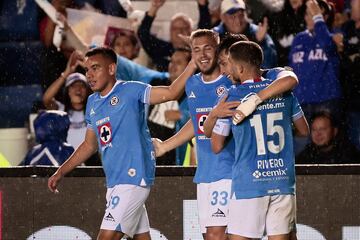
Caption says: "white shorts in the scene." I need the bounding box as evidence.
[228,194,296,238]
[197,179,231,234]
[100,184,150,238]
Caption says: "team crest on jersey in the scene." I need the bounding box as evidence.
[110,96,119,106]
[128,168,136,177]
[216,85,226,96]
[196,113,208,134]
[97,122,112,146]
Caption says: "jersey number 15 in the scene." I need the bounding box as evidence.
[250,112,285,155]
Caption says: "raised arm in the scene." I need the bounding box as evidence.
[149,60,197,105]
[47,128,98,193]
[153,119,195,157]
[233,71,298,124]
[258,71,298,101]
[42,50,85,109]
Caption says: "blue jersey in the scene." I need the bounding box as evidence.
[85,81,155,188]
[289,15,341,104]
[186,73,235,183]
[221,78,303,199]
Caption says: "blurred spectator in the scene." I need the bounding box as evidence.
[75,0,127,17]
[137,0,193,71]
[289,0,342,123]
[198,0,221,29]
[341,0,360,150]
[110,31,140,60]
[39,0,79,90]
[148,48,192,165]
[21,110,74,166]
[297,111,360,163]
[205,0,278,68]
[267,0,307,66]
[42,51,90,150]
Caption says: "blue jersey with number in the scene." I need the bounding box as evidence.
[85,81,155,188]
[186,73,235,183]
[223,78,303,199]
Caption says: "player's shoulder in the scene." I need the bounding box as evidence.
[186,73,201,89]
[87,91,98,103]
[188,73,201,83]
[119,80,149,93]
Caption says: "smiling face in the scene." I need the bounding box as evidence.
[84,54,116,96]
[191,35,218,75]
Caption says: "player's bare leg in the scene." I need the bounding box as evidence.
[133,231,151,240]
[97,229,124,240]
[268,233,291,240]
[228,234,250,240]
[206,226,227,240]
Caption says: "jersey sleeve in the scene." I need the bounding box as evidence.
[128,81,151,104]
[291,94,304,121]
[85,96,94,131]
[265,67,298,82]
[213,118,231,136]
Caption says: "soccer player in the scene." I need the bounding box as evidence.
[204,41,309,240]
[153,30,299,240]
[47,46,197,240]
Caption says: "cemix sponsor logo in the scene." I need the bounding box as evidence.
[252,158,288,180]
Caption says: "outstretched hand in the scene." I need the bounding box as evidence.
[149,0,166,16]
[64,50,85,75]
[256,17,268,43]
[306,0,322,17]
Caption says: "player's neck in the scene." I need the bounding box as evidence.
[201,66,221,82]
[240,69,261,84]
[100,78,117,97]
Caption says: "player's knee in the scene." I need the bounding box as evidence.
[206,227,227,240]
[97,229,124,240]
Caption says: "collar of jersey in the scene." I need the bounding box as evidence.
[200,74,224,84]
[99,80,122,99]
[242,77,265,84]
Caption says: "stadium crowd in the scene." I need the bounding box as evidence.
[0,0,359,166]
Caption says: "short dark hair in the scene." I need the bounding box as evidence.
[173,47,192,62]
[229,41,263,68]
[310,111,337,128]
[218,33,249,54]
[190,29,220,45]
[85,46,117,64]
